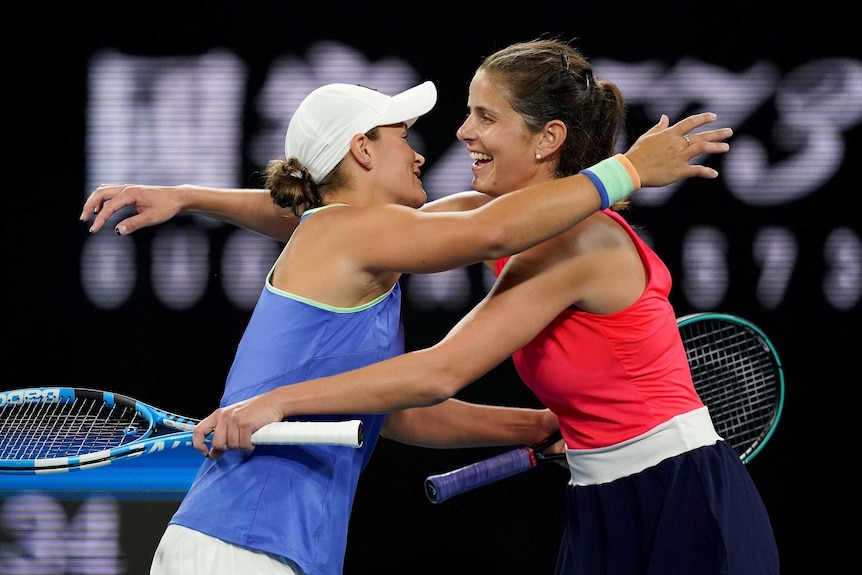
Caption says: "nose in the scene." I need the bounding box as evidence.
[456,117,472,142]
[415,151,426,167]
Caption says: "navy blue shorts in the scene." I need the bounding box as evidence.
[555,441,779,575]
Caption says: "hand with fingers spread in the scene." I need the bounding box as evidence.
[624,112,732,187]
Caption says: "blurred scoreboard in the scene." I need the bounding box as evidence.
[0,449,201,574]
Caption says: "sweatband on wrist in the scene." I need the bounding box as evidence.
[579,154,642,210]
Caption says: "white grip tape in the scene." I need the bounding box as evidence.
[250,420,364,448]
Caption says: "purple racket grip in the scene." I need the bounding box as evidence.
[424,446,537,504]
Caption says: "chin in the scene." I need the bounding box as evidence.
[471,181,501,197]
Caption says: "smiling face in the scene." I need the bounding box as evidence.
[455,70,548,197]
[370,123,428,208]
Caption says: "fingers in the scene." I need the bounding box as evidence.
[684,136,731,159]
[80,184,179,235]
[685,164,720,179]
[193,416,216,456]
[80,184,122,221]
[80,186,115,227]
[194,408,260,458]
[93,204,133,235]
[680,127,733,179]
[687,127,734,146]
[672,111,719,135]
[81,185,138,234]
[625,111,733,188]
[672,113,730,154]
[546,438,566,455]
[651,114,670,134]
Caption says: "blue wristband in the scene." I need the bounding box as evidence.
[579,155,638,210]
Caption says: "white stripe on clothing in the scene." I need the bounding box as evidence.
[565,406,721,486]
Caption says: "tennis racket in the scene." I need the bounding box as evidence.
[676,312,784,462]
[0,387,364,475]
[425,312,784,504]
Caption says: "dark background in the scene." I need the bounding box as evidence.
[3,1,859,573]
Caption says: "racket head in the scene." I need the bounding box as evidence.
[0,387,163,473]
[677,313,785,463]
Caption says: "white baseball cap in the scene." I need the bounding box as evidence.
[285,81,438,182]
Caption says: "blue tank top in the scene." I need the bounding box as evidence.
[170,208,403,575]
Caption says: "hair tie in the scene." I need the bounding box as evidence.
[559,49,570,71]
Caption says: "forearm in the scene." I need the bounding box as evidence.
[382,400,557,449]
[467,156,640,261]
[478,173,604,255]
[383,171,620,275]
[270,294,541,420]
[270,348,467,418]
[177,185,298,242]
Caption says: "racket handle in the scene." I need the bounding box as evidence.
[250,420,363,448]
[424,447,537,504]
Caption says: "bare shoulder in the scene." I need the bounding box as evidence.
[572,211,636,252]
[522,211,628,257]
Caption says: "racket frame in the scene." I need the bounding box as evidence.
[0,387,363,474]
[677,312,785,463]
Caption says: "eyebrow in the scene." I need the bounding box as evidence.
[468,104,496,117]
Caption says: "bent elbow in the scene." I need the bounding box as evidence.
[481,223,519,260]
[408,350,472,405]
[427,372,467,404]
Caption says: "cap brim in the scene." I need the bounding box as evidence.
[379,81,437,128]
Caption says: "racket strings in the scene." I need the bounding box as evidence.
[0,397,150,460]
[683,321,781,460]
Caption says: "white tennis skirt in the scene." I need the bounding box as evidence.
[150,524,305,575]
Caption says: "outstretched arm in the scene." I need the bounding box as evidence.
[80,183,492,240]
[323,113,731,276]
[80,184,299,241]
[80,114,729,242]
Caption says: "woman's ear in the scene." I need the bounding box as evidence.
[536,119,567,158]
[349,133,373,170]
